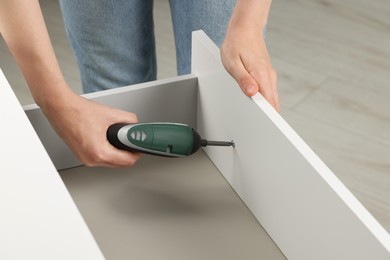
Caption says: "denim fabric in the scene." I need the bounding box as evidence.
[169,0,235,75]
[60,0,235,93]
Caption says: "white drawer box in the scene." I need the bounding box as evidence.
[0,31,389,259]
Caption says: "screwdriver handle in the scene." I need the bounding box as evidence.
[107,123,137,152]
[107,122,202,157]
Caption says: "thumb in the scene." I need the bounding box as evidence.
[232,67,259,97]
[226,62,259,97]
[111,109,139,124]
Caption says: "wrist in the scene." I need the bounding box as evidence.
[32,80,77,115]
[229,0,271,32]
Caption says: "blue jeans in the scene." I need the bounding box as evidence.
[60,0,235,93]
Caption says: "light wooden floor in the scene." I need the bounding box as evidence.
[1,0,389,232]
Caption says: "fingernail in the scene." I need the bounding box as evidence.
[245,85,256,94]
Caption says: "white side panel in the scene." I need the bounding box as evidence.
[192,31,390,259]
[24,75,198,170]
[0,70,104,259]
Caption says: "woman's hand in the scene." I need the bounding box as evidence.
[221,28,279,111]
[221,0,279,111]
[41,91,141,167]
[1,0,140,167]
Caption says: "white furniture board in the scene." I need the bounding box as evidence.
[22,70,285,259]
[0,70,104,259]
[60,151,286,260]
[192,30,390,259]
[24,75,198,170]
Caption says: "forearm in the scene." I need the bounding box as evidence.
[0,1,142,167]
[0,0,72,107]
[229,0,272,33]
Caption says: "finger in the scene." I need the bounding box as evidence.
[274,88,280,112]
[98,143,142,168]
[106,150,141,168]
[248,65,278,110]
[80,139,141,167]
[224,58,259,97]
[271,72,280,112]
[111,109,138,124]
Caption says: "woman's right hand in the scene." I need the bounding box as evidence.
[41,91,141,167]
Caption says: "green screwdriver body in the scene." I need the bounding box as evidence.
[107,122,234,157]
